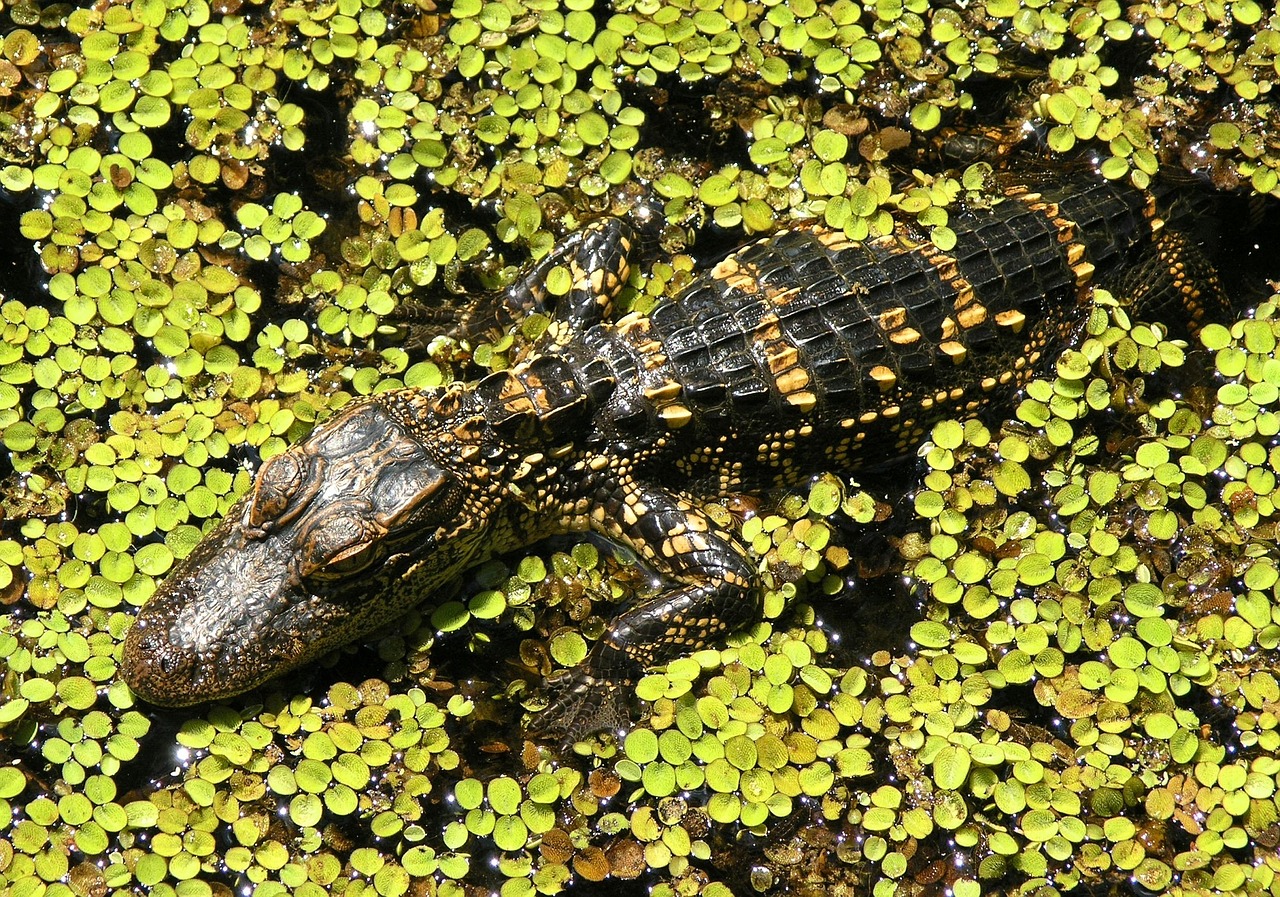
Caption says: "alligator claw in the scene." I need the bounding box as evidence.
[529,670,637,749]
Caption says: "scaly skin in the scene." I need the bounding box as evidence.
[121,181,1228,738]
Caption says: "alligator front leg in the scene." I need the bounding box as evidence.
[535,479,760,743]
[396,219,634,346]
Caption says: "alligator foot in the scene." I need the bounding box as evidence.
[529,669,637,748]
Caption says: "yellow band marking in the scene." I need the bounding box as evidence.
[877,306,908,331]
[786,391,817,412]
[870,364,897,389]
[660,404,693,428]
[995,309,1027,331]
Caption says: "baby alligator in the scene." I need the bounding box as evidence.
[121,178,1227,738]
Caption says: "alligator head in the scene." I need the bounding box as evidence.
[121,386,496,705]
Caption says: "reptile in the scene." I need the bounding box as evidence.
[120,177,1229,739]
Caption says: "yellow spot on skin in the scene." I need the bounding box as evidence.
[1073,261,1096,285]
[787,391,817,412]
[889,326,921,345]
[870,364,897,389]
[664,535,692,557]
[1025,199,1061,220]
[949,285,976,311]
[544,321,575,345]
[614,312,649,336]
[638,344,669,370]
[940,340,967,362]
[995,309,1027,331]
[712,257,763,295]
[931,257,959,281]
[753,314,782,343]
[643,381,682,402]
[710,257,738,279]
[505,396,536,416]
[775,367,810,394]
[1020,193,1085,251]
[877,307,908,331]
[940,317,958,339]
[957,303,987,329]
[817,230,858,251]
[765,345,799,375]
[767,285,802,307]
[512,460,535,481]
[660,404,693,428]
[1066,242,1086,264]
[726,271,761,294]
[588,267,605,294]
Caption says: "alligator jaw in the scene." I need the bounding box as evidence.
[120,505,323,705]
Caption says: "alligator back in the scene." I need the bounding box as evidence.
[576,180,1191,489]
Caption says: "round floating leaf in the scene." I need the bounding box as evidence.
[624,729,659,764]
[487,777,521,816]
[911,621,950,648]
[56,677,97,710]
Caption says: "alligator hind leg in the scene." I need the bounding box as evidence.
[1117,230,1231,336]
[534,481,760,743]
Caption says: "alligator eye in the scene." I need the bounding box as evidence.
[249,451,322,530]
[297,503,387,582]
[302,517,386,582]
[316,540,382,578]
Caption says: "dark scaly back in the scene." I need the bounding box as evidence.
[577,178,1167,492]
